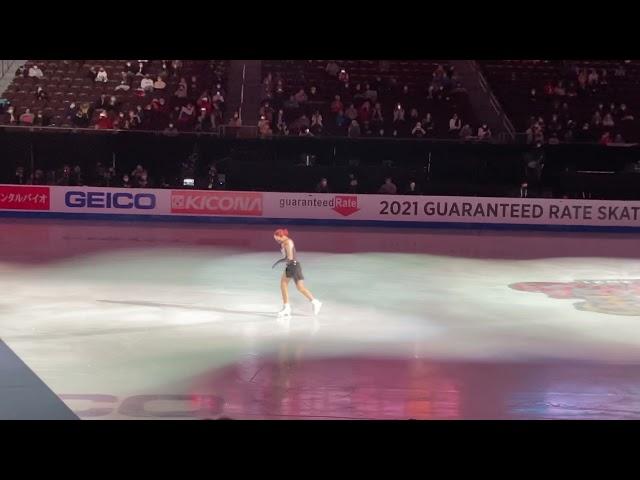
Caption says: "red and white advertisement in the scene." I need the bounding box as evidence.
[0,186,50,211]
[171,190,263,216]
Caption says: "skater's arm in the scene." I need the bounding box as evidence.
[271,258,287,269]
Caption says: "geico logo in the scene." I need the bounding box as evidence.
[65,191,156,209]
[183,195,261,211]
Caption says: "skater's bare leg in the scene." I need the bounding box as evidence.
[295,280,314,301]
[281,275,291,304]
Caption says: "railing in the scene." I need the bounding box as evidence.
[0,60,16,80]
[473,61,516,140]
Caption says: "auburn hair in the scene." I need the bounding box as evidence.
[274,228,289,237]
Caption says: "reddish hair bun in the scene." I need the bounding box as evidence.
[274,228,289,237]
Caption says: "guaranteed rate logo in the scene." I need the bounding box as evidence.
[332,195,359,216]
[277,195,360,217]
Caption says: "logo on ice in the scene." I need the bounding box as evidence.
[332,195,360,217]
[171,191,263,216]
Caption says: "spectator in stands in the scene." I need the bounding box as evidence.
[113,111,126,129]
[228,111,242,127]
[127,109,141,129]
[28,65,43,79]
[35,86,48,102]
[326,61,340,77]
[364,83,378,103]
[392,103,405,124]
[417,112,431,132]
[15,65,25,77]
[348,120,361,138]
[57,165,72,186]
[448,113,461,136]
[345,103,358,122]
[600,131,612,145]
[575,122,592,142]
[177,103,196,129]
[602,113,615,128]
[563,121,576,142]
[378,177,397,195]
[121,174,133,188]
[95,67,108,83]
[14,166,25,185]
[95,111,114,130]
[212,90,224,105]
[371,102,384,129]
[459,124,473,139]
[276,117,289,136]
[33,111,50,127]
[19,108,35,125]
[163,123,179,136]
[358,101,371,124]
[362,121,375,137]
[614,134,625,143]
[620,104,634,121]
[308,85,320,103]
[171,60,182,77]
[315,177,331,193]
[405,181,420,195]
[31,169,46,185]
[124,61,136,75]
[346,173,359,193]
[3,106,17,125]
[154,76,166,91]
[338,69,349,83]
[412,122,426,138]
[174,83,188,99]
[258,115,271,137]
[335,110,348,131]
[478,124,492,140]
[293,88,308,104]
[353,83,366,104]
[140,75,154,92]
[614,64,626,77]
[259,101,274,123]
[106,95,120,112]
[115,80,130,92]
[136,62,146,77]
[137,173,151,188]
[311,110,323,134]
[71,165,84,186]
[295,113,311,133]
[330,95,344,115]
[96,94,109,110]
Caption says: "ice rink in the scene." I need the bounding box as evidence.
[2,218,640,419]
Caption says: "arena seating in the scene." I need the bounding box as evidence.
[261,60,477,138]
[479,60,640,143]
[1,60,227,129]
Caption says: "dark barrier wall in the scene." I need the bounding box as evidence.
[1,128,639,199]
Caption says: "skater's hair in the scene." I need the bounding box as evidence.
[274,228,289,237]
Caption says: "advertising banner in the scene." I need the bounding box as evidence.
[2,184,640,230]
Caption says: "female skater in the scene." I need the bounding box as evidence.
[272,228,322,317]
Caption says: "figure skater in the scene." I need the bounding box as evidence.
[272,228,322,317]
